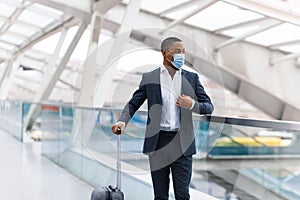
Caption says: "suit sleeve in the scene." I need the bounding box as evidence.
[118,75,147,125]
[191,73,214,114]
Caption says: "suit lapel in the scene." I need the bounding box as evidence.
[180,70,194,127]
[181,70,194,97]
[153,67,162,105]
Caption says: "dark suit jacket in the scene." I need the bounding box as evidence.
[119,67,213,156]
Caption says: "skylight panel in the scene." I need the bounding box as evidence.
[8,23,37,37]
[0,2,16,18]
[184,1,264,31]
[0,33,26,46]
[28,3,64,19]
[0,41,16,51]
[279,45,300,53]
[122,0,190,14]
[246,23,300,46]
[18,10,55,28]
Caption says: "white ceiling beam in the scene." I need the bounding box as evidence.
[28,0,91,22]
[102,18,120,33]
[158,0,203,17]
[94,0,122,15]
[15,17,76,56]
[215,19,282,51]
[160,0,218,34]
[270,52,300,66]
[213,17,268,34]
[268,40,300,50]
[222,0,300,27]
[0,15,8,22]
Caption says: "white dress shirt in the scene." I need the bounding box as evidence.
[160,66,181,131]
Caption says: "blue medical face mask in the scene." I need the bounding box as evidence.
[171,54,185,69]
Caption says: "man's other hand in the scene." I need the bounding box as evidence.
[111,122,125,135]
[176,94,194,110]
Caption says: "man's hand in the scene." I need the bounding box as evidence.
[176,94,194,109]
[111,122,125,135]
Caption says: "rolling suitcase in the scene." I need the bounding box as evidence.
[90,128,124,200]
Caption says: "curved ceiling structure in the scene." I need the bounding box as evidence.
[0,0,299,121]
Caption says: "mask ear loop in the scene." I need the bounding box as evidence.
[164,51,173,64]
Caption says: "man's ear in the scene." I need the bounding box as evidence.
[161,50,167,57]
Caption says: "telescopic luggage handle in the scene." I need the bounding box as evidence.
[116,127,121,190]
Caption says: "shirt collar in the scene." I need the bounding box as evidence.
[160,65,182,74]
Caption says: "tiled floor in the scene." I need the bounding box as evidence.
[0,130,94,200]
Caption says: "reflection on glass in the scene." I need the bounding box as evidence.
[23,102,300,200]
[0,100,22,141]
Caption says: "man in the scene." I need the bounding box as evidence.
[112,37,213,200]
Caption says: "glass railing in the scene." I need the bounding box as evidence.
[0,100,23,141]
[37,102,217,199]
[193,115,300,200]
[1,100,300,200]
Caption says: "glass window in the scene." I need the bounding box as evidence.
[28,3,64,19]
[246,23,300,46]
[222,25,260,37]
[18,10,55,27]
[0,41,16,51]
[0,21,4,29]
[0,2,16,17]
[122,0,191,14]
[279,45,300,53]
[0,33,26,46]
[9,23,37,37]
[184,1,264,31]
[32,32,61,53]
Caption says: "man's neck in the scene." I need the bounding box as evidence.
[165,65,177,79]
[163,60,178,79]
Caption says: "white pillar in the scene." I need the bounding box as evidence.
[73,13,103,144]
[94,0,142,107]
[77,14,102,107]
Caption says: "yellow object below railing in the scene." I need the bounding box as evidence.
[215,137,292,147]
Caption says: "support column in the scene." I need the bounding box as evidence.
[77,14,102,107]
[73,13,103,144]
[94,0,142,107]
[72,0,141,146]
[24,22,87,130]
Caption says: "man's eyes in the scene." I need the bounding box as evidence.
[174,50,185,54]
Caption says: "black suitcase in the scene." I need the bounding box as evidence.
[91,129,125,200]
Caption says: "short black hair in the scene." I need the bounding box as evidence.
[161,37,182,52]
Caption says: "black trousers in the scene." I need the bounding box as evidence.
[149,131,192,200]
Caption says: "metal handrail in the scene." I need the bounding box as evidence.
[193,115,300,131]
[5,99,300,131]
